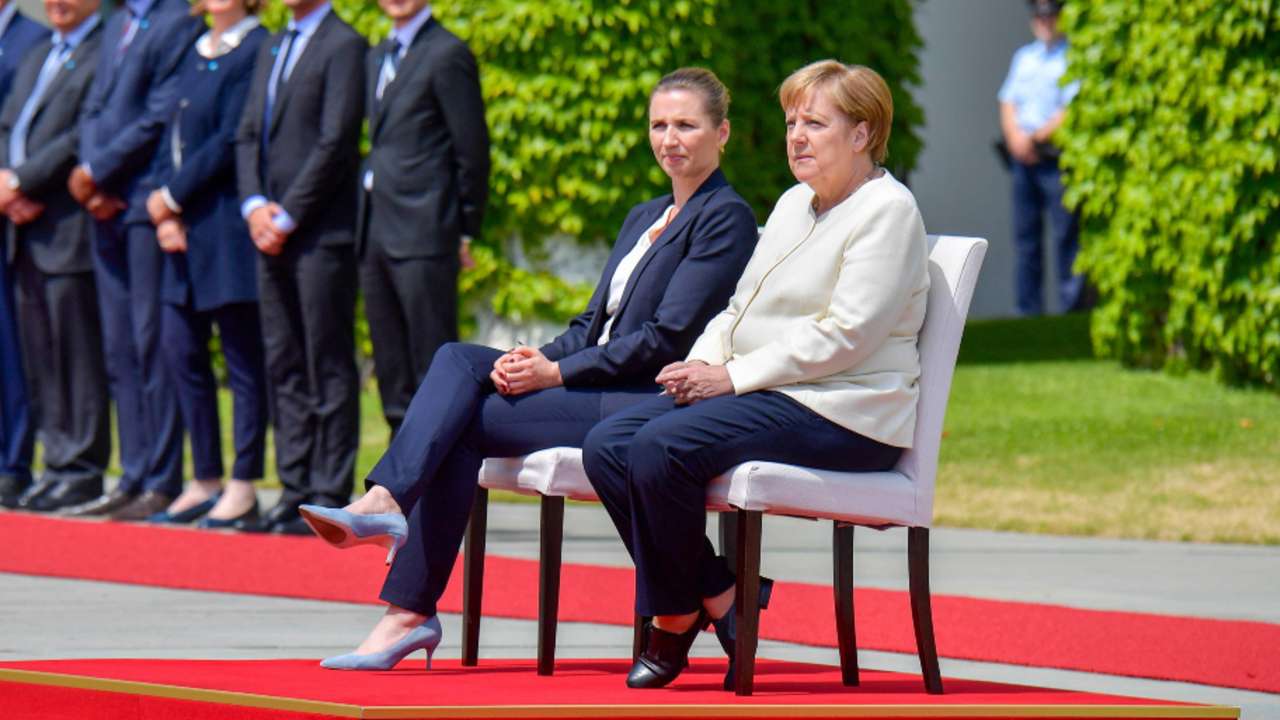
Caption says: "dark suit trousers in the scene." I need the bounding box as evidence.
[258,244,359,507]
[360,242,459,435]
[371,342,654,616]
[0,252,33,483]
[582,392,903,617]
[91,219,183,495]
[13,248,110,483]
[161,299,267,480]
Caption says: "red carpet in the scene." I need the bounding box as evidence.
[0,658,1235,719]
[0,512,1275,694]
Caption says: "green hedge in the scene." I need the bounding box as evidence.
[1059,1,1280,387]
[266,0,924,335]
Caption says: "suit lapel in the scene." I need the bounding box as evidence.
[371,18,434,138]
[582,201,671,344]
[97,11,130,99]
[270,12,333,134]
[33,30,99,119]
[611,170,728,321]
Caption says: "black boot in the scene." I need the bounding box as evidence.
[626,609,709,689]
[712,576,775,691]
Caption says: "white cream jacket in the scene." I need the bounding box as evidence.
[686,173,929,447]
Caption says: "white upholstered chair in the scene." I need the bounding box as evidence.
[462,235,989,694]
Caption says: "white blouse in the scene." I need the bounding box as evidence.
[596,204,677,345]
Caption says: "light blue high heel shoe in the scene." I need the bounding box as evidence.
[320,616,443,671]
[298,504,409,565]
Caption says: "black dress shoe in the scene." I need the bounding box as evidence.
[1,474,32,509]
[62,487,135,517]
[270,515,313,536]
[110,490,174,521]
[261,500,301,528]
[15,477,58,511]
[626,610,709,689]
[713,576,775,690]
[26,477,104,513]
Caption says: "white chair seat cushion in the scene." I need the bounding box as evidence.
[481,448,917,528]
[706,462,917,527]
[479,448,599,501]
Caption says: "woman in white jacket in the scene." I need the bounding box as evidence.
[583,60,930,691]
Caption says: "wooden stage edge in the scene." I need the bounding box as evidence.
[0,668,1239,720]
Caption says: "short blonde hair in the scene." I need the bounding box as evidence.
[652,67,731,127]
[779,60,893,164]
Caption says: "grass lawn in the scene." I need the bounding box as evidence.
[121,313,1275,544]
[941,314,1280,544]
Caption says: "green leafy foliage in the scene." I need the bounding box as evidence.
[1058,1,1280,388]
[265,0,923,331]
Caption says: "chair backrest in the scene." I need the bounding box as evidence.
[896,235,987,526]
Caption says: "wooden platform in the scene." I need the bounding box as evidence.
[0,658,1238,719]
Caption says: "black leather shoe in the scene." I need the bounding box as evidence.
[1,474,31,509]
[110,490,174,521]
[27,477,104,513]
[62,487,135,517]
[713,577,775,690]
[15,477,59,511]
[260,500,301,528]
[626,609,709,689]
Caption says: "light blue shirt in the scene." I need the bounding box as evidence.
[997,38,1078,133]
[8,14,100,169]
[240,2,333,231]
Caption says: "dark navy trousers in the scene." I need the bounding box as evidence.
[92,220,183,495]
[583,392,902,617]
[0,258,31,485]
[160,300,267,480]
[1012,157,1082,316]
[370,342,655,616]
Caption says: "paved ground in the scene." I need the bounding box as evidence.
[1,500,1277,718]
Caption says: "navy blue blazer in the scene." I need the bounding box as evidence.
[78,0,203,224]
[0,11,49,105]
[540,169,757,387]
[148,27,268,311]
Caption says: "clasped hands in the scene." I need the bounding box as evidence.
[490,346,562,396]
[247,203,289,256]
[68,165,126,221]
[0,170,43,224]
[656,360,733,405]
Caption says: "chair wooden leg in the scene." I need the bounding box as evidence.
[833,522,859,686]
[461,486,488,666]
[718,511,740,568]
[733,509,763,696]
[908,527,943,694]
[537,495,565,676]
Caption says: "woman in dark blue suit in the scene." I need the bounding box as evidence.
[144,0,269,528]
[297,68,759,671]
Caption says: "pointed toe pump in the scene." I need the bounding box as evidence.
[320,616,443,671]
[298,504,409,565]
[626,610,709,689]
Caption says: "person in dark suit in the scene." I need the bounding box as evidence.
[358,0,488,438]
[0,0,107,512]
[0,0,50,508]
[235,0,366,534]
[142,0,269,528]
[63,0,204,520]
[296,69,759,672]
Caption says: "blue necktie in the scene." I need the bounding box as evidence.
[9,41,69,168]
[376,40,402,101]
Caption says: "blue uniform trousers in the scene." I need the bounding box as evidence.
[0,257,31,485]
[1012,157,1083,316]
